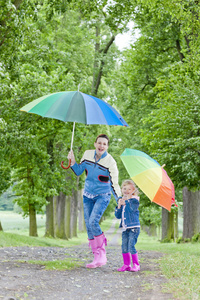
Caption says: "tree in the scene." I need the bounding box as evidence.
[0,0,139,238]
[182,187,200,239]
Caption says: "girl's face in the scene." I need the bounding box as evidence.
[94,137,108,158]
[122,184,135,199]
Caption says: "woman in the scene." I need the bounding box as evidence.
[67,134,121,268]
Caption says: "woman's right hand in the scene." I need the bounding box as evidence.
[67,150,76,166]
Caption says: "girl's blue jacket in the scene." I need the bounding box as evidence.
[115,197,140,228]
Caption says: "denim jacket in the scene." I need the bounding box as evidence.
[115,197,140,229]
[71,150,121,201]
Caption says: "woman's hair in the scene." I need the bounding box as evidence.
[121,179,139,196]
[95,134,109,145]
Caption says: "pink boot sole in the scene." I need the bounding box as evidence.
[117,265,131,272]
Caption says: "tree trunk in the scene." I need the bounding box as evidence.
[162,208,178,241]
[78,189,85,232]
[0,221,3,231]
[65,195,71,239]
[29,203,38,237]
[45,196,54,237]
[149,224,157,236]
[54,192,68,239]
[70,191,78,238]
[183,187,200,239]
[70,178,79,238]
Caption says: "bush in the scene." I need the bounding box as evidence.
[191,233,200,243]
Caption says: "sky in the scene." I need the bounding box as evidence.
[115,21,140,51]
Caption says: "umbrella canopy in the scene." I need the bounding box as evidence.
[120,148,177,211]
[20,91,128,126]
[20,91,128,169]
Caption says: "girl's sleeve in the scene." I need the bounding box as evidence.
[125,198,139,211]
[115,206,122,219]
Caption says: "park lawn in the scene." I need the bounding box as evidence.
[0,211,199,299]
[137,230,200,300]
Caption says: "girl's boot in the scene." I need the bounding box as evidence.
[95,232,107,267]
[86,238,100,268]
[130,252,140,272]
[117,253,131,272]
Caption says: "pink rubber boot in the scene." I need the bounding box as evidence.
[117,253,131,272]
[130,252,140,272]
[86,238,100,268]
[95,232,107,267]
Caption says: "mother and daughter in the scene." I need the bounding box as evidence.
[67,133,140,272]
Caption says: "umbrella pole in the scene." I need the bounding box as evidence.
[61,121,76,169]
[70,121,76,151]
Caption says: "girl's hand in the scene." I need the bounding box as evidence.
[122,195,129,202]
[67,150,76,166]
[118,198,126,208]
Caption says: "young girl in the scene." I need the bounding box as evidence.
[115,179,140,272]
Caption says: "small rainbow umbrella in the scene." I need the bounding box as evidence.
[120,148,177,211]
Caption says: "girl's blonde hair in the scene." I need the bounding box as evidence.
[121,179,139,196]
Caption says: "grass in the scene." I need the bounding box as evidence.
[137,230,200,300]
[27,258,83,270]
[0,211,114,248]
[0,211,46,237]
[0,211,200,299]
[160,252,200,299]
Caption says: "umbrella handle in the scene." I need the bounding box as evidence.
[61,122,75,170]
[61,159,71,169]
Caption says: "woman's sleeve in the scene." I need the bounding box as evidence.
[109,158,121,201]
[71,152,87,176]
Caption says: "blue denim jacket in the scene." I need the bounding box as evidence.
[115,197,140,229]
[71,150,121,201]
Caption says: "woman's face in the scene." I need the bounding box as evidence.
[94,137,108,158]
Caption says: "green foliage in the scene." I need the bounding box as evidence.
[0,186,16,211]
[191,232,200,243]
[139,199,162,227]
[0,1,127,220]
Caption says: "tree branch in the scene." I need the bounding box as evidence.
[176,39,185,62]
[94,35,116,96]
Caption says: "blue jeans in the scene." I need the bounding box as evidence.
[83,194,111,239]
[121,227,140,254]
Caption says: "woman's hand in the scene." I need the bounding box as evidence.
[67,150,76,166]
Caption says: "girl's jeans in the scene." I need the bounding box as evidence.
[83,194,111,240]
[121,227,140,254]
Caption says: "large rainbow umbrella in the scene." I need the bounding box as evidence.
[120,148,177,211]
[20,90,128,168]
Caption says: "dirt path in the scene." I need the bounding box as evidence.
[0,221,174,300]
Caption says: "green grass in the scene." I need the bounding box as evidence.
[160,252,200,300]
[137,230,200,300]
[0,211,46,237]
[27,258,83,270]
[0,211,115,248]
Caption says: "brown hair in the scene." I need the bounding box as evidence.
[95,134,109,145]
[121,179,139,196]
